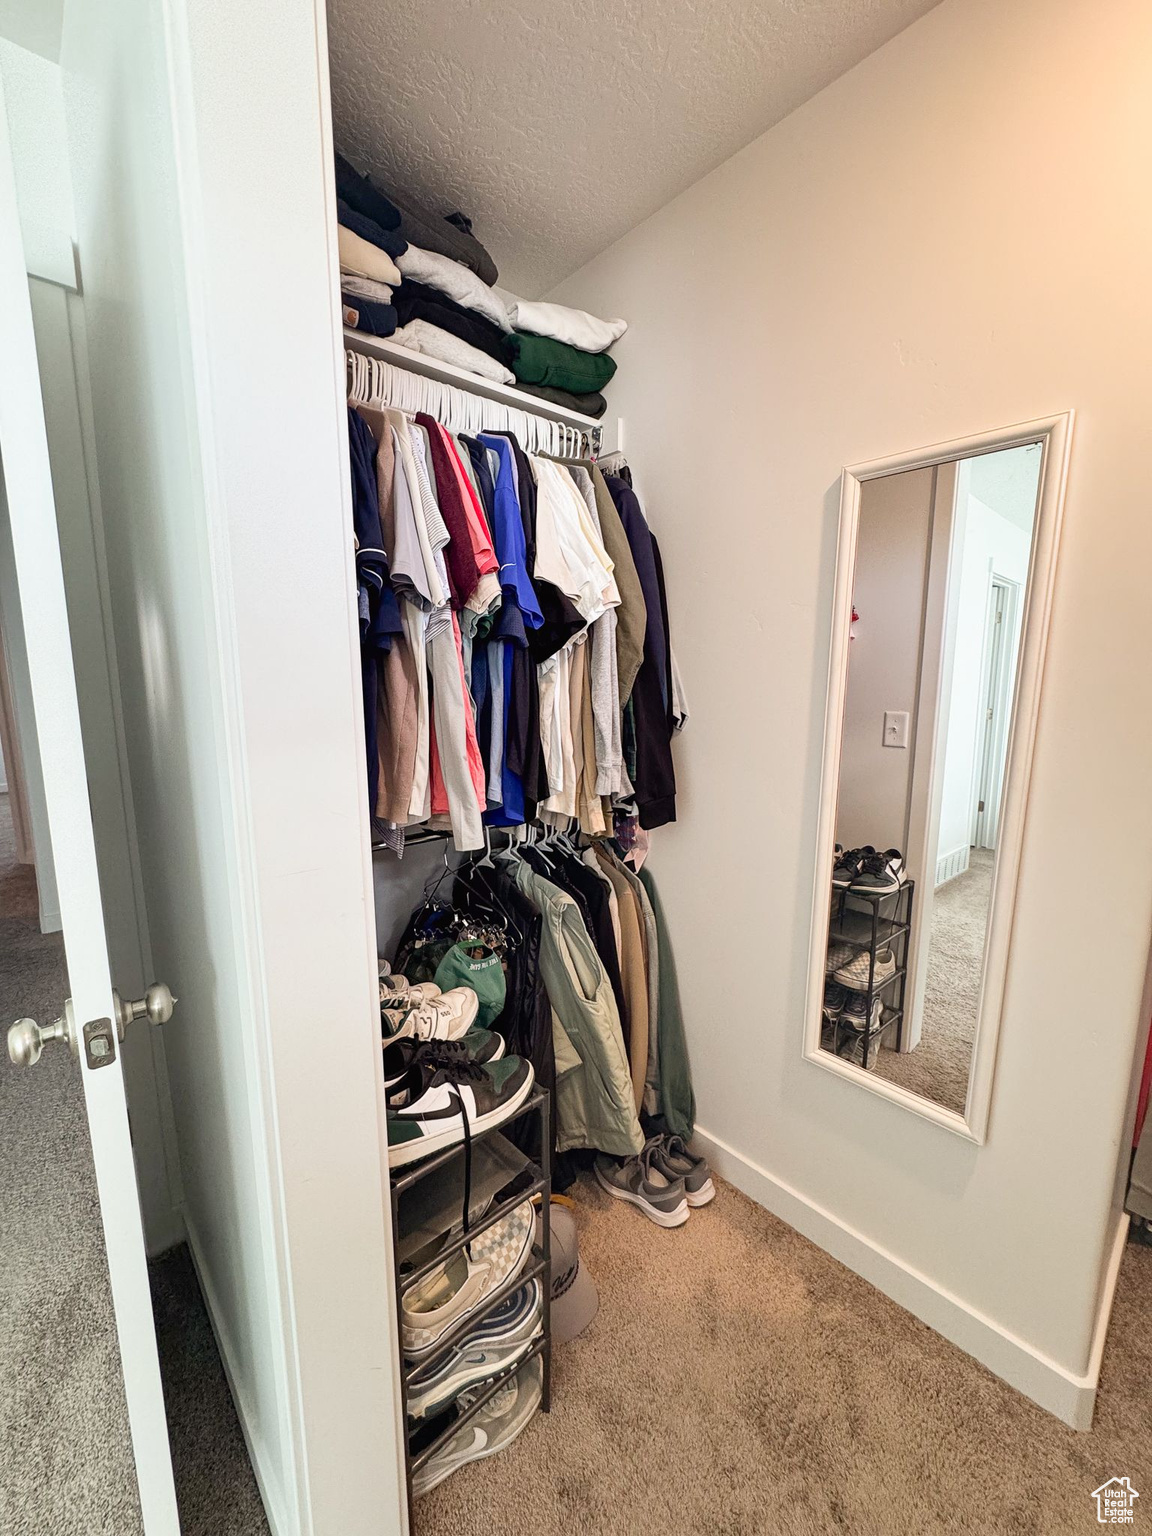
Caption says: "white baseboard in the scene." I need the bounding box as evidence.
[693,1124,1128,1430]
[935,845,970,887]
[183,1215,292,1536]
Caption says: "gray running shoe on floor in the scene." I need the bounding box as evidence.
[647,1133,715,1208]
[594,1145,689,1228]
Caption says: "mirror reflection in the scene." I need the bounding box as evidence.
[821,444,1043,1111]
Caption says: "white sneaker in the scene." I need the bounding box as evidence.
[380,970,442,1007]
[406,989,479,1041]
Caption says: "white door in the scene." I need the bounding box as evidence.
[0,80,180,1535]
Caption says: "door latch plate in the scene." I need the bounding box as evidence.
[83,1017,116,1069]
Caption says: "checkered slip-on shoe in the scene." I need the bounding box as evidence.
[832,945,896,993]
[826,941,862,976]
[402,1200,535,1359]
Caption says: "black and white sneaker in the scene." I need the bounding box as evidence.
[832,846,867,889]
[847,848,906,895]
[822,980,851,1022]
[383,1031,505,1096]
[386,1043,534,1167]
[839,993,883,1033]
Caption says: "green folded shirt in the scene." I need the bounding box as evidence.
[503,331,617,395]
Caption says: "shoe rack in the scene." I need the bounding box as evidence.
[827,882,915,1069]
[388,1088,553,1519]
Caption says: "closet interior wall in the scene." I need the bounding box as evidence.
[544,0,1152,1426]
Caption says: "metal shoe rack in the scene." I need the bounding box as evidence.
[827,881,915,1069]
[388,1087,552,1519]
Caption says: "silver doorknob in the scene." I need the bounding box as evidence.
[113,983,176,1038]
[8,1014,69,1067]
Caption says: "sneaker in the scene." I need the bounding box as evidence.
[397,989,480,1043]
[826,940,860,976]
[847,848,905,895]
[407,1280,542,1419]
[822,980,850,1022]
[386,1046,535,1167]
[380,970,442,1008]
[383,1031,504,1095]
[402,1199,534,1359]
[839,993,883,1032]
[832,945,896,993]
[594,1144,689,1228]
[412,1357,543,1497]
[832,846,866,889]
[839,1031,881,1070]
[647,1134,715,1208]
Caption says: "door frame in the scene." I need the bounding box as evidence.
[971,573,1022,851]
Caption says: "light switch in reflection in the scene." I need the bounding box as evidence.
[883,710,910,748]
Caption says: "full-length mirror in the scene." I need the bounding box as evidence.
[805,418,1071,1135]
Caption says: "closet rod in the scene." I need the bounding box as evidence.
[345,329,603,459]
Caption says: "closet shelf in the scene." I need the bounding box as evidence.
[344,330,603,430]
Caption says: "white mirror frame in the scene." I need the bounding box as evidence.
[803,412,1074,1142]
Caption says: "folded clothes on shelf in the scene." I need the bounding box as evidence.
[397,244,512,333]
[519,381,608,419]
[338,222,402,286]
[336,197,407,259]
[343,292,398,337]
[503,331,618,395]
[391,319,516,385]
[393,278,510,364]
[341,272,394,305]
[499,291,626,355]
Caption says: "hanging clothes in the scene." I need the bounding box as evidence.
[603,473,677,829]
[348,376,682,855]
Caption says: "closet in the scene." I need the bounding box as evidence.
[9,1,1152,1533]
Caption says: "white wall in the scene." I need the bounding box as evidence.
[59,0,404,1529]
[549,0,1152,1419]
[936,475,1033,866]
[835,465,933,854]
[0,39,68,929]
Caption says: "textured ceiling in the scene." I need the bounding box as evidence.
[327,0,941,297]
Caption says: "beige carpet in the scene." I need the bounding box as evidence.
[421,1175,1152,1536]
[875,851,994,1113]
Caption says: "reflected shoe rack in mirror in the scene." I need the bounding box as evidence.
[824,881,914,1070]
